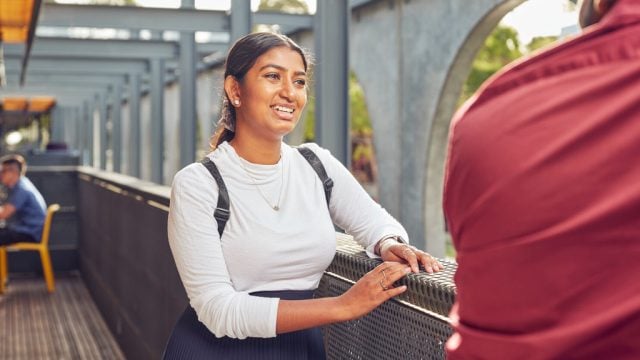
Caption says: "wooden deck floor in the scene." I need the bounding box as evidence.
[0,273,125,360]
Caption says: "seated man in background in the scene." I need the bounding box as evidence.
[0,155,46,245]
[444,0,639,358]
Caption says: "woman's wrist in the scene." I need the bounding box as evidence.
[374,235,404,256]
[331,295,355,322]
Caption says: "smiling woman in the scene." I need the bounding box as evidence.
[163,32,442,359]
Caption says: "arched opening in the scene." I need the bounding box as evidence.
[426,0,579,257]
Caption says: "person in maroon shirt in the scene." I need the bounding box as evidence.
[443,0,640,358]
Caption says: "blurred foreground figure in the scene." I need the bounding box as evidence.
[444,0,640,358]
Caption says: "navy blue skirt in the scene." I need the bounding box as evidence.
[163,290,326,360]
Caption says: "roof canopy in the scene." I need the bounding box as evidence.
[0,0,36,43]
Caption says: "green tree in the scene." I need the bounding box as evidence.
[258,0,309,14]
[527,36,559,53]
[303,71,373,142]
[459,25,523,104]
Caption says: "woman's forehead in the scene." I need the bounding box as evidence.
[252,47,306,73]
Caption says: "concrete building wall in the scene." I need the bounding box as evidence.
[351,0,525,255]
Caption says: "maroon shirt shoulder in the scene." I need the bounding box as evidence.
[444,1,640,358]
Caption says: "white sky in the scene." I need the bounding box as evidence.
[502,0,579,44]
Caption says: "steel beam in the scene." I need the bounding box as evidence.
[2,85,109,98]
[40,3,229,33]
[5,38,178,60]
[51,107,64,142]
[178,0,197,168]
[196,42,229,56]
[314,0,350,165]
[231,0,252,43]
[111,82,123,173]
[150,58,165,184]
[84,100,94,166]
[40,4,316,33]
[253,12,313,28]
[128,72,141,177]
[3,57,148,75]
[4,73,126,88]
[96,92,108,170]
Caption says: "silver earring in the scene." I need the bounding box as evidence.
[234,99,240,106]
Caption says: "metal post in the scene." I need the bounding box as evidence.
[150,58,165,184]
[64,106,75,151]
[51,107,64,142]
[230,0,251,43]
[71,107,80,153]
[111,82,123,173]
[179,1,197,168]
[84,100,94,166]
[314,0,350,166]
[128,72,141,177]
[98,92,108,170]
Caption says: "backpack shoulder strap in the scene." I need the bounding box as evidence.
[296,147,334,208]
[200,157,230,237]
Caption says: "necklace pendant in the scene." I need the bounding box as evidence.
[273,205,280,211]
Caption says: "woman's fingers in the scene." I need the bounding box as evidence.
[383,284,407,299]
[386,245,444,274]
[373,262,411,292]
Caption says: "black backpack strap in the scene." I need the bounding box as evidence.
[200,158,230,237]
[297,147,334,208]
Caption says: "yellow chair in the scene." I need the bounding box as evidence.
[0,204,60,294]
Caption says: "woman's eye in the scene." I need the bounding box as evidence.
[295,79,306,86]
[265,73,280,80]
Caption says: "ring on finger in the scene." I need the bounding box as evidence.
[379,280,389,291]
[381,269,389,282]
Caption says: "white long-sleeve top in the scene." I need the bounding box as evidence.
[167,142,409,339]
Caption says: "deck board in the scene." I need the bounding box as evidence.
[0,273,125,360]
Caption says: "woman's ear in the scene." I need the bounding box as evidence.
[224,76,241,105]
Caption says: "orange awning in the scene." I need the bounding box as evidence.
[2,97,29,111]
[0,0,35,43]
[27,97,56,113]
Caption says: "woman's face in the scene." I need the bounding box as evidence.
[232,46,308,141]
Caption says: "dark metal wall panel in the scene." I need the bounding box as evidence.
[78,173,187,360]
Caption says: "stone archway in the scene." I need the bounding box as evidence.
[425,0,527,256]
[351,0,526,256]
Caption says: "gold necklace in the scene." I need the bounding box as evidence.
[238,153,284,211]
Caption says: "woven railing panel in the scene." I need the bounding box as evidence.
[326,233,457,317]
[316,274,453,360]
[315,234,458,359]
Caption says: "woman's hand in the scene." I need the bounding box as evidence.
[380,242,444,274]
[336,262,411,321]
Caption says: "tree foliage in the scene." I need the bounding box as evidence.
[459,25,522,104]
[459,0,577,105]
[258,0,309,14]
[303,71,372,142]
[527,36,559,53]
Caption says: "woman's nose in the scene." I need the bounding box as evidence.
[279,82,295,101]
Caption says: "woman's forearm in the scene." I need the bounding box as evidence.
[276,261,411,334]
[276,296,348,334]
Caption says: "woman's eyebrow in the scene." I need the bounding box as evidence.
[259,64,306,77]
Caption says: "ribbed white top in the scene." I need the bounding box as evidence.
[167,142,409,339]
